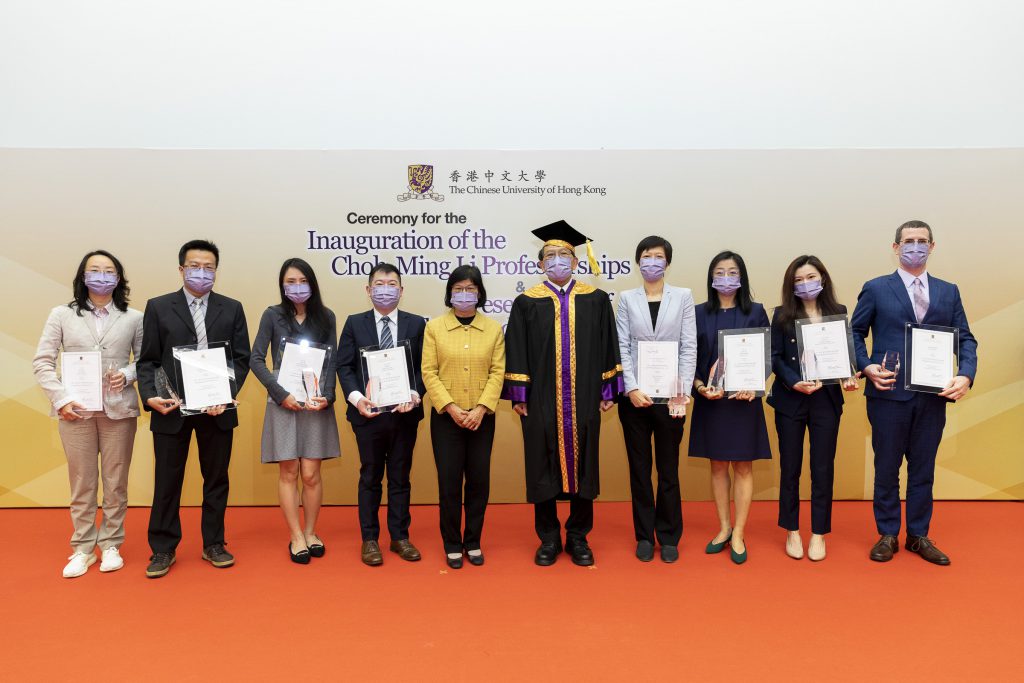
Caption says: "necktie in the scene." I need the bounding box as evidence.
[191,299,208,349]
[379,315,393,349]
[912,278,928,323]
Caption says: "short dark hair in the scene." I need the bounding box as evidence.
[368,262,401,285]
[634,235,673,265]
[705,250,753,315]
[444,265,487,309]
[69,250,131,315]
[894,220,933,244]
[178,239,220,266]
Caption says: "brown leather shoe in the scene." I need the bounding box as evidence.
[906,535,950,566]
[869,535,899,562]
[361,540,383,566]
[389,539,422,562]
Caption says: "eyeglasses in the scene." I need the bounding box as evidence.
[899,239,931,246]
[184,264,217,273]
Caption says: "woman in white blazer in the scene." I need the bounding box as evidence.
[616,236,697,563]
[33,250,144,578]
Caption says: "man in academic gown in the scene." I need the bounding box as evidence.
[502,220,624,566]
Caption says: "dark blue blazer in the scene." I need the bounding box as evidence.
[335,309,426,426]
[693,302,770,385]
[766,305,845,418]
[850,272,978,402]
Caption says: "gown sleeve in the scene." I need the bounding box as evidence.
[599,292,625,401]
[501,295,531,404]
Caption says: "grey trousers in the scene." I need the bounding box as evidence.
[57,414,137,553]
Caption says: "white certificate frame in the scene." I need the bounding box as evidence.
[172,341,238,415]
[905,323,959,393]
[360,340,415,413]
[637,340,680,404]
[61,350,104,413]
[716,327,771,397]
[794,314,857,384]
[275,336,333,405]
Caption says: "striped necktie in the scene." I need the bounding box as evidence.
[191,298,208,349]
[912,278,928,323]
[379,315,393,349]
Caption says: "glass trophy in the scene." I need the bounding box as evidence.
[275,337,334,406]
[880,349,901,388]
[904,323,959,394]
[667,377,688,417]
[360,340,415,413]
[171,340,238,416]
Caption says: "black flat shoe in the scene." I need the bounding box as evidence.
[308,540,325,558]
[446,554,463,569]
[289,543,311,565]
[466,551,484,566]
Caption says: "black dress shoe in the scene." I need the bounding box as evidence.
[289,543,311,565]
[466,551,485,566]
[660,545,679,563]
[146,552,175,578]
[636,540,654,562]
[567,539,595,567]
[869,535,899,562]
[446,554,464,569]
[906,535,950,566]
[535,541,563,566]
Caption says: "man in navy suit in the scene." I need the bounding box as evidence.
[336,263,426,566]
[851,220,978,565]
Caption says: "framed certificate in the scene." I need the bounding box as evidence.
[276,337,333,405]
[61,350,103,413]
[905,323,958,393]
[716,327,771,397]
[172,341,238,415]
[360,340,415,412]
[795,315,857,384]
[637,340,679,404]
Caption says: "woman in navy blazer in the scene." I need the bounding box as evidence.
[767,256,859,562]
[689,251,770,564]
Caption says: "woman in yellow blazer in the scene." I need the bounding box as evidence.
[422,265,506,569]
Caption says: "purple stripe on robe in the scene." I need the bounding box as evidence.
[501,383,528,403]
[546,280,577,495]
[602,374,625,401]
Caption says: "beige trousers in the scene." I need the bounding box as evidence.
[57,414,137,553]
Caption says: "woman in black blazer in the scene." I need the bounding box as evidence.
[767,255,859,561]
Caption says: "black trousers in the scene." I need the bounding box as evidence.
[148,414,233,553]
[430,411,495,553]
[352,412,418,542]
[618,400,686,546]
[534,496,593,545]
[775,391,841,535]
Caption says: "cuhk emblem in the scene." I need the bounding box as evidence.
[398,164,444,202]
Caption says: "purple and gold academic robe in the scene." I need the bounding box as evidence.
[501,280,623,502]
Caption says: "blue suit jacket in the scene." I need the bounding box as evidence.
[850,272,978,402]
[767,304,845,418]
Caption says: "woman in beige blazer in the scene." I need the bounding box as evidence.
[33,250,143,578]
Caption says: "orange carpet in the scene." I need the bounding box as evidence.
[2,501,1021,682]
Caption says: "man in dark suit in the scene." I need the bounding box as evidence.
[851,220,977,566]
[137,240,251,578]
[336,263,426,566]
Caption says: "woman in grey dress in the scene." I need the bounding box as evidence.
[251,258,340,564]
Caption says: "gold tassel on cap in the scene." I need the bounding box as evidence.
[586,239,601,277]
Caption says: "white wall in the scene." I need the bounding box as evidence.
[2,0,1022,149]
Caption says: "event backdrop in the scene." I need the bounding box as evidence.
[1,149,1021,507]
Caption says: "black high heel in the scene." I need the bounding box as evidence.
[289,543,311,565]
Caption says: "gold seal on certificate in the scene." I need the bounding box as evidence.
[716,327,771,397]
[61,350,104,414]
[172,341,238,415]
[795,314,857,384]
[905,323,959,393]
[637,340,679,404]
[360,340,415,412]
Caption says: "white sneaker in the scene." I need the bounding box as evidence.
[100,546,124,572]
[62,551,96,578]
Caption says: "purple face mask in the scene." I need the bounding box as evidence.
[451,291,479,313]
[370,284,401,309]
[639,257,666,283]
[284,283,312,304]
[794,280,823,301]
[544,255,573,282]
[84,271,118,296]
[899,242,930,269]
[712,275,741,294]
[184,267,215,295]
